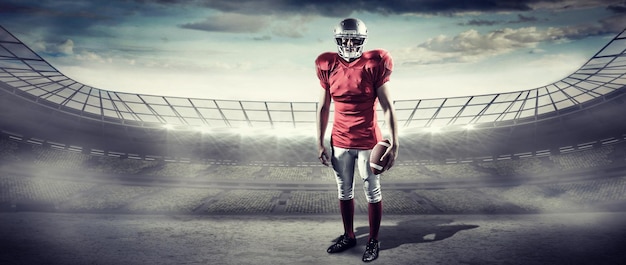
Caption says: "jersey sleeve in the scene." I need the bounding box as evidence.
[374,50,393,89]
[315,52,335,90]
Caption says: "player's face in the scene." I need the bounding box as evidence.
[336,37,365,52]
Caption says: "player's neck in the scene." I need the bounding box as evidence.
[340,55,361,65]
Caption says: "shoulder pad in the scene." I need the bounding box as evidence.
[315,52,338,71]
[362,49,389,61]
[362,49,393,71]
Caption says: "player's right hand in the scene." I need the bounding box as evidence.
[318,146,330,166]
[381,142,398,171]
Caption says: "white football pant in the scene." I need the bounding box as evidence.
[330,146,382,203]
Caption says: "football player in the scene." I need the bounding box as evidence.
[316,17,399,262]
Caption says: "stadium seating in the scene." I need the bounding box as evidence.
[203,190,281,214]
[550,145,614,171]
[264,166,314,181]
[126,187,222,213]
[1,135,626,215]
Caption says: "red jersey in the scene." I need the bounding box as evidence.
[316,49,393,149]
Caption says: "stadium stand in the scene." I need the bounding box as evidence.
[477,157,556,178]
[0,174,96,205]
[203,165,264,181]
[126,187,222,213]
[550,145,614,170]
[264,166,314,181]
[285,191,339,214]
[32,144,90,171]
[148,162,210,179]
[319,167,337,181]
[0,138,19,164]
[203,190,281,214]
[378,190,432,214]
[58,184,164,212]
[383,165,437,181]
[86,156,160,175]
[1,26,626,215]
[413,188,519,214]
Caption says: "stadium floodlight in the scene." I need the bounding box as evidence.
[463,124,475,130]
[162,124,175,130]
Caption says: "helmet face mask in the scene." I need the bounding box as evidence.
[334,18,367,62]
[335,37,366,46]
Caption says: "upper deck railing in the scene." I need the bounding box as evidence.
[1,26,624,133]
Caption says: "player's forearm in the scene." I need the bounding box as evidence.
[384,107,399,147]
[316,105,330,146]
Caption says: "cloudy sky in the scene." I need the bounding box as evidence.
[0,0,624,101]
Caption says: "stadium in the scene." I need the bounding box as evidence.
[1,23,626,265]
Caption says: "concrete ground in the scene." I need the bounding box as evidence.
[1,212,625,265]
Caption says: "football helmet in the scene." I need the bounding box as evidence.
[334,18,367,62]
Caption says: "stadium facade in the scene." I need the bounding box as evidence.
[0,26,625,164]
[2,26,626,265]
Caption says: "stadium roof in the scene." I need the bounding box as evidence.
[1,26,625,134]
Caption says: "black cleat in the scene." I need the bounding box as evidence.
[362,238,379,262]
[327,234,357,253]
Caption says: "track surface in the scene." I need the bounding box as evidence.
[1,212,625,265]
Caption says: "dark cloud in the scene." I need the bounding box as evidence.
[607,4,626,13]
[0,1,127,22]
[597,14,626,35]
[515,14,538,23]
[172,0,626,17]
[126,0,620,18]
[190,0,538,17]
[461,19,499,26]
[0,1,41,13]
[459,14,539,27]
[180,13,270,33]
[0,0,131,42]
[2,0,623,44]
[4,0,624,23]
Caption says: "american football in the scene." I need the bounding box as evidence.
[370,139,391,175]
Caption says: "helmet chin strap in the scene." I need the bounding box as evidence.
[338,47,363,62]
[341,54,359,62]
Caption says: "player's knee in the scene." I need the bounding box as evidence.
[338,193,354,200]
[337,183,354,200]
[338,186,355,200]
[365,186,382,203]
[366,194,382,203]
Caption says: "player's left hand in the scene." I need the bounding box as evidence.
[318,145,330,166]
[381,142,398,171]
